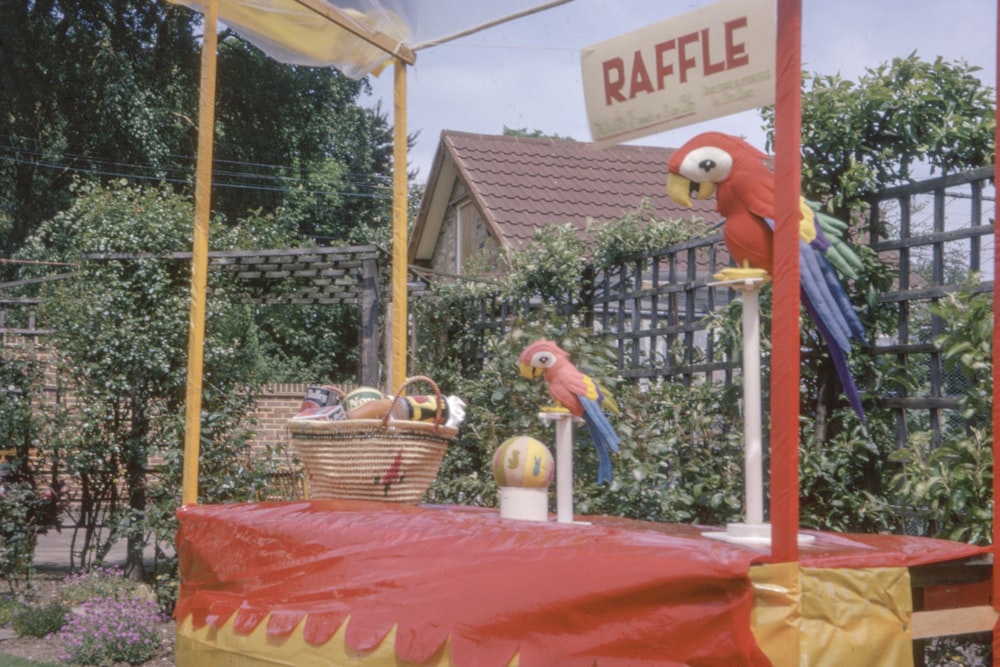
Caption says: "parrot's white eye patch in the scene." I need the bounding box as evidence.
[530,351,557,368]
[678,146,732,184]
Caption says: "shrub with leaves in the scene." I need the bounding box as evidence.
[890,284,993,544]
[57,595,163,666]
[798,408,896,534]
[0,594,20,625]
[924,635,990,667]
[590,199,712,269]
[59,565,153,606]
[11,600,69,637]
[0,481,41,590]
[580,378,745,525]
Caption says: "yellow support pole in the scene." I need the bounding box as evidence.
[182,0,219,506]
[390,59,408,392]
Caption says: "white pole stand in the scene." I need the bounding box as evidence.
[537,411,588,525]
[703,273,815,547]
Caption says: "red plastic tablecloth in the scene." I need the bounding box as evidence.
[174,501,988,667]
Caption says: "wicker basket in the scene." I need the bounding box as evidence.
[288,376,457,504]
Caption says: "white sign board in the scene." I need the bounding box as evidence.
[581,0,776,146]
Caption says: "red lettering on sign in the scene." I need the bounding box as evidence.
[602,57,626,105]
[629,50,654,98]
[654,39,676,89]
[600,16,754,105]
[700,28,725,76]
[725,17,749,68]
[676,32,699,83]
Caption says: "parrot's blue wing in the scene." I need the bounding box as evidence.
[762,215,867,421]
[800,240,867,421]
[579,395,620,484]
[802,297,865,420]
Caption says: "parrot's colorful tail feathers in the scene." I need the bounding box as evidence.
[580,396,621,484]
[805,199,864,280]
[596,382,621,415]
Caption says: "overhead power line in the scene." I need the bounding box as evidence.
[0,135,399,199]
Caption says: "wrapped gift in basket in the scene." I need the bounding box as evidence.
[288,376,459,504]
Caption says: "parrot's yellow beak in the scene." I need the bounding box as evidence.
[519,362,541,380]
[666,173,715,207]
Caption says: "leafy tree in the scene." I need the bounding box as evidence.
[758,54,995,443]
[16,181,273,578]
[1,1,407,394]
[0,1,400,271]
[212,36,397,245]
[0,0,199,262]
[763,53,995,214]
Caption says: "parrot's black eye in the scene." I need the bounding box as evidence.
[698,159,716,172]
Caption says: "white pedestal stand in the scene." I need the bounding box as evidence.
[499,487,549,522]
[537,411,588,525]
[703,274,813,547]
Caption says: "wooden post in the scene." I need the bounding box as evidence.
[182,0,219,507]
[389,59,408,392]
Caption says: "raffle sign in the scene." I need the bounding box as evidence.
[581,0,775,146]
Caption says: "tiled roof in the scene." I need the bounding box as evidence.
[421,131,722,254]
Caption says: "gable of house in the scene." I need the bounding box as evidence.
[408,131,722,277]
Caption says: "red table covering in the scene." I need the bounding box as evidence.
[174,501,988,667]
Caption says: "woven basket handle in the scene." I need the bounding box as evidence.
[384,375,446,431]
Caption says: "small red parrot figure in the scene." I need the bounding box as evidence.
[665,131,867,420]
[519,340,620,484]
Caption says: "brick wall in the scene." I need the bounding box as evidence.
[3,336,365,498]
[252,383,306,456]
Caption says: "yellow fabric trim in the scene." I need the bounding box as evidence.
[750,564,914,667]
[176,614,518,667]
[749,562,801,666]
[799,566,913,667]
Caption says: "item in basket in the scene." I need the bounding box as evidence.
[390,394,448,422]
[346,397,393,420]
[343,386,385,413]
[445,395,467,428]
[293,385,344,420]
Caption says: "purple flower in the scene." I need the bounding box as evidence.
[56,595,163,665]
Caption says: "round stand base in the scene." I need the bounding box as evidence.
[702,522,816,546]
[499,486,549,522]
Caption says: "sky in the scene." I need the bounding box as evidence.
[363,0,996,184]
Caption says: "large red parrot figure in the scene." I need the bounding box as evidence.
[519,340,620,484]
[665,131,866,420]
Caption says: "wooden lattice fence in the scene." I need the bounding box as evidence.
[868,166,995,449]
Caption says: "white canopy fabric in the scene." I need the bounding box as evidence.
[167,0,573,78]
